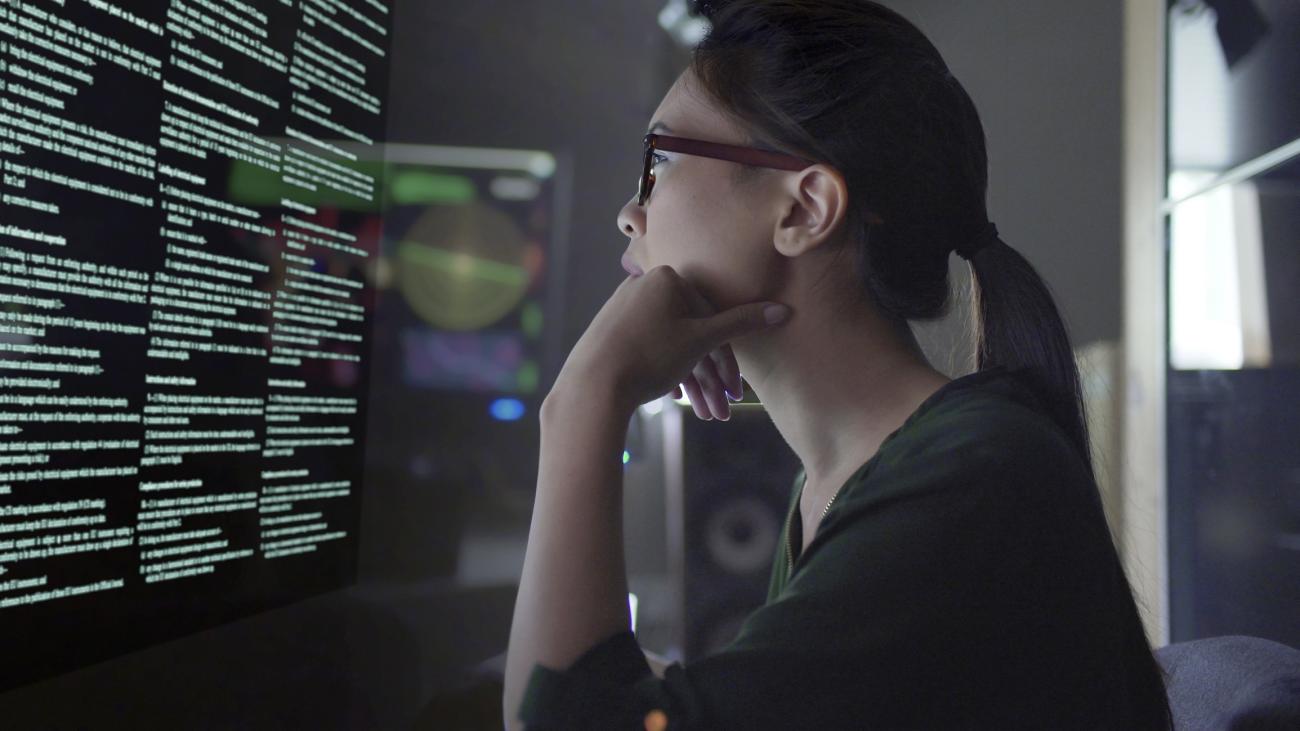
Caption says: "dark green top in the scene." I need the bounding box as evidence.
[517,366,1168,729]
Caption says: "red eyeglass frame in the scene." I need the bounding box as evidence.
[637,133,817,206]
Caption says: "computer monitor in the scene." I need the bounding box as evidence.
[0,0,394,692]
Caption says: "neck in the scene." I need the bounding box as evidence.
[730,267,951,504]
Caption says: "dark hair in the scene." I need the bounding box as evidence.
[687,1,1172,728]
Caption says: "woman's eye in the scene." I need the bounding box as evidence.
[651,153,669,169]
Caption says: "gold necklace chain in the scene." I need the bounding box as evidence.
[821,482,844,519]
[785,479,846,575]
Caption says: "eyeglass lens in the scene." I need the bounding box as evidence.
[639,146,654,205]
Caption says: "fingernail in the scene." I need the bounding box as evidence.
[764,304,789,324]
[724,389,737,401]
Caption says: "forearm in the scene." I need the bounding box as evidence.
[502,377,637,730]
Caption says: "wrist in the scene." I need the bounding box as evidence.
[542,367,636,425]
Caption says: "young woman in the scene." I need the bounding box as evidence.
[503,1,1173,728]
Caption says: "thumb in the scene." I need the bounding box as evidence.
[697,302,790,344]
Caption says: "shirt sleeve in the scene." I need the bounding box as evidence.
[516,628,664,730]
[515,404,1132,729]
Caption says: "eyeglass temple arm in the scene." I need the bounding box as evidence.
[649,134,813,172]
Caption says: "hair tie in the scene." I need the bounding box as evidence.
[954,221,999,260]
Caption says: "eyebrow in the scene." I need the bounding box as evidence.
[647,121,674,135]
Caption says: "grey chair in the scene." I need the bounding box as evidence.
[1156,635,1300,731]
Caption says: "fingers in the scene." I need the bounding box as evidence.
[656,272,738,421]
[708,344,743,399]
[675,346,742,421]
[680,375,711,421]
[692,357,731,421]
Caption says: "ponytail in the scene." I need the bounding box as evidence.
[965,238,1094,484]
[968,237,1175,731]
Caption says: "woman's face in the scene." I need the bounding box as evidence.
[617,69,786,312]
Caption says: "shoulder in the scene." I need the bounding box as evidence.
[807,370,1106,582]
[863,369,1090,501]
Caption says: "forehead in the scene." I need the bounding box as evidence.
[650,69,749,143]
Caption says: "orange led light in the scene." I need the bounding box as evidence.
[643,708,669,731]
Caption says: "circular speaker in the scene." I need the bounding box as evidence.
[703,495,780,575]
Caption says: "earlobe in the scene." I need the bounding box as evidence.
[772,164,848,257]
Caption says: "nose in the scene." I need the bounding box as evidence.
[616,194,644,239]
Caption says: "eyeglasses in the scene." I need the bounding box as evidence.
[637,133,817,206]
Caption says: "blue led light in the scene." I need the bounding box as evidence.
[490,398,526,421]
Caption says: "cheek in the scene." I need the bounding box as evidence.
[647,171,777,306]
[676,208,779,309]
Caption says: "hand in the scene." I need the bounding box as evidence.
[554,265,791,416]
[672,342,744,422]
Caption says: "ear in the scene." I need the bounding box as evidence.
[772,163,850,258]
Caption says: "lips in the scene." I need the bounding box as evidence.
[621,252,644,277]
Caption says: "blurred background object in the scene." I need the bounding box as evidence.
[1160,0,1300,651]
